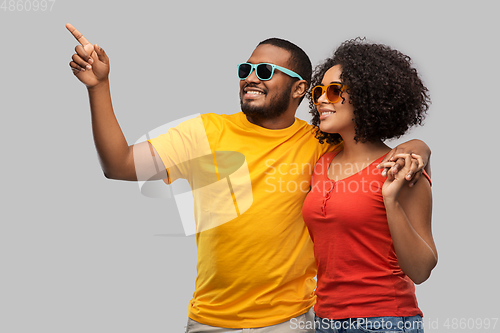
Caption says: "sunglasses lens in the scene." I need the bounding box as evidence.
[327,84,342,103]
[312,86,323,104]
[238,63,252,79]
[256,64,273,80]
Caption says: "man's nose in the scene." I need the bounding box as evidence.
[245,69,260,84]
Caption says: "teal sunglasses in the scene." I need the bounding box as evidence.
[237,63,303,81]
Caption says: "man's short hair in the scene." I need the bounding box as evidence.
[258,38,312,90]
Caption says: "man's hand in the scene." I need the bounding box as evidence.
[66,23,110,88]
[381,153,420,200]
[377,139,431,187]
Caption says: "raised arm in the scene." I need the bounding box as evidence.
[382,154,437,284]
[66,23,166,181]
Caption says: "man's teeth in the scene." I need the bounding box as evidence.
[247,91,264,95]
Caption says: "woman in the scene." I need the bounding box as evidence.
[302,38,437,333]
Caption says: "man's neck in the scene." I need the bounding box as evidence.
[246,115,296,129]
[245,108,297,129]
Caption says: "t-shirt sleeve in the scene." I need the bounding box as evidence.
[147,115,212,184]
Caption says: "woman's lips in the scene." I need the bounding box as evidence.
[319,110,335,120]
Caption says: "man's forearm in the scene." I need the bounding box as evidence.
[87,80,132,178]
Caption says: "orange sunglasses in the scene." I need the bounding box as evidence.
[312,83,347,105]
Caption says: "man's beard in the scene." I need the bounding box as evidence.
[240,84,292,120]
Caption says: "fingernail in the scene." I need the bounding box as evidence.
[86,64,92,70]
[88,58,93,64]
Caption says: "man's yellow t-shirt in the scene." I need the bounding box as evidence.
[149,112,338,328]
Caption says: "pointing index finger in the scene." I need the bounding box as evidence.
[66,23,91,47]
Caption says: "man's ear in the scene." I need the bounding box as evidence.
[292,80,308,99]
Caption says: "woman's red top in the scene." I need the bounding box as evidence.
[302,151,430,319]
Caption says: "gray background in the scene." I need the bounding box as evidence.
[1,0,498,332]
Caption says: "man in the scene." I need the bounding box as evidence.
[67,24,431,332]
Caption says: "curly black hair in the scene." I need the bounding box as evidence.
[307,38,431,145]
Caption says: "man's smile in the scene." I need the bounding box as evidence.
[243,87,266,99]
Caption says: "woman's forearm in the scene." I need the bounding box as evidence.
[384,199,437,284]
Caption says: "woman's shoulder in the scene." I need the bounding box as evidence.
[318,150,341,165]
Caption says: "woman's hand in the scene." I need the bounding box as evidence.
[381,153,422,201]
[377,139,430,186]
